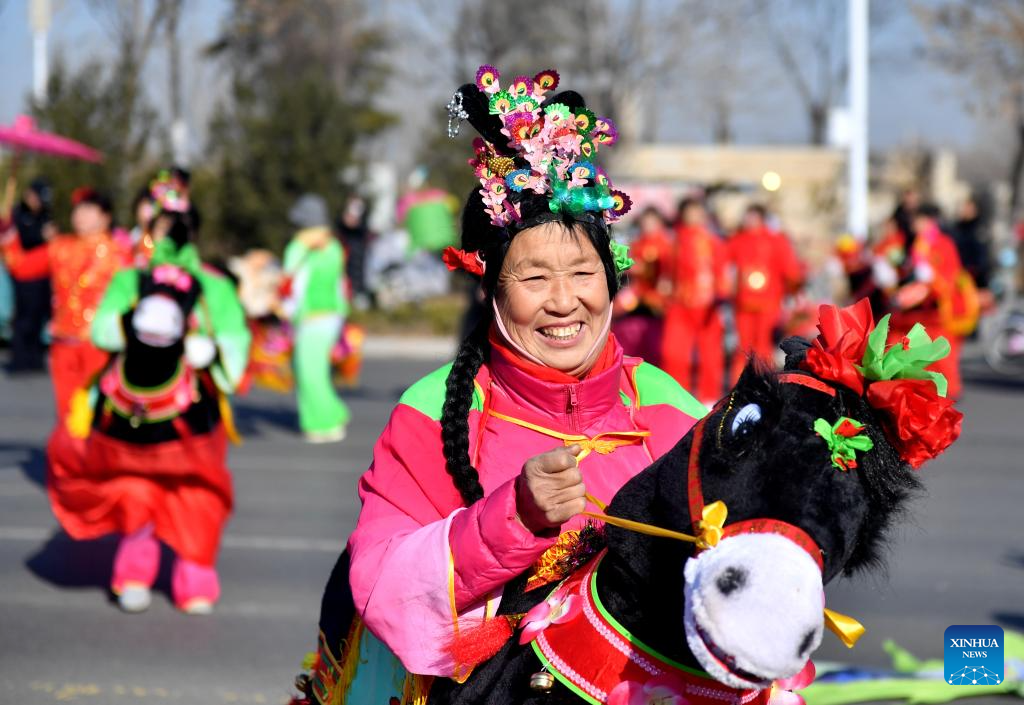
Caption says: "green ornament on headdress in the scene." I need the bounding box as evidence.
[859,314,951,397]
[547,167,615,217]
[610,240,634,274]
[814,416,875,471]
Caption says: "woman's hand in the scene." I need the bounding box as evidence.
[515,443,586,535]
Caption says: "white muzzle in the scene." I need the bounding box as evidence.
[132,294,185,348]
[684,532,824,689]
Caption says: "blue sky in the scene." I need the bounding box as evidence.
[0,0,981,153]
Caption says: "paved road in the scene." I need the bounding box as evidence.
[0,346,1020,704]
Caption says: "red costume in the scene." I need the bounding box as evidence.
[662,223,728,402]
[611,227,672,365]
[628,227,672,310]
[725,226,804,382]
[1,231,131,419]
[873,223,966,398]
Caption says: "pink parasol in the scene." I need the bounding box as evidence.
[0,115,103,163]
[0,115,104,219]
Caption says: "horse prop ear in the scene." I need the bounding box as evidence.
[780,336,812,369]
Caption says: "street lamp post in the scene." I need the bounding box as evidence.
[848,0,869,240]
[29,0,52,105]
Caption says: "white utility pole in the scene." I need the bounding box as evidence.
[29,0,52,104]
[848,0,869,239]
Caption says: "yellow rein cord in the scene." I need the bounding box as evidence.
[486,407,865,646]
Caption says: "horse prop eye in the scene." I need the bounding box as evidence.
[731,403,762,437]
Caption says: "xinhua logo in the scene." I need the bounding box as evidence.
[944,625,1004,685]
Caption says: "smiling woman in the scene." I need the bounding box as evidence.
[496,223,611,376]
[297,65,708,705]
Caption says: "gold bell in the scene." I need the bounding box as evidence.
[529,669,555,692]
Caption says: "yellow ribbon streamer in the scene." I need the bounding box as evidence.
[581,500,728,550]
[218,391,243,446]
[824,607,866,648]
[487,408,865,649]
[66,388,94,439]
[486,409,650,463]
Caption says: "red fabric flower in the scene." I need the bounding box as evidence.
[834,418,864,438]
[442,246,485,277]
[866,379,963,469]
[801,299,875,395]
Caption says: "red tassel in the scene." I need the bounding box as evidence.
[447,617,515,667]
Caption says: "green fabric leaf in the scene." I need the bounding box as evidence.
[610,240,634,274]
[858,316,951,397]
[815,416,875,471]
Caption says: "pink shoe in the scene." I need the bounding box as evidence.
[172,558,220,614]
[111,525,159,599]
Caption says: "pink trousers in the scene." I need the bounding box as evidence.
[111,525,220,609]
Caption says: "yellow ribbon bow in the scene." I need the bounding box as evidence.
[694,501,728,549]
[824,608,866,648]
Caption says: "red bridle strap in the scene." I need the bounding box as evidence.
[721,519,824,572]
[777,372,837,397]
[686,377,831,570]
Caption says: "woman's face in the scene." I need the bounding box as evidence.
[496,222,611,376]
[71,203,110,236]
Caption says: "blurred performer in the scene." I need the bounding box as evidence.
[950,194,992,290]
[892,187,920,240]
[726,204,804,382]
[128,186,157,267]
[872,204,970,398]
[337,196,371,309]
[1,188,131,419]
[284,194,351,443]
[6,178,55,373]
[611,206,671,364]
[47,176,250,614]
[662,198,728,405]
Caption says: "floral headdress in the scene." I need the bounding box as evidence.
[802,299,962,469]
[444,64,633,277]
[149,169,190,216]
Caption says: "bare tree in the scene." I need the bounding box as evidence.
[86,0,184,167]
[748,0,894,146]
[914,1,1024,217]
[752,0,848,145]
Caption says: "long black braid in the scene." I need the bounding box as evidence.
[440,319,490,505]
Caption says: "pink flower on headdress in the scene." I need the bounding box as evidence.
[555,132,583,157]
[152,264,193,292]
[476,65,500,93]
[509,75,532,98]
[518,587,582,645]
[522,147,550,173]
[607,674,690,705]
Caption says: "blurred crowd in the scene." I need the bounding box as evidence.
[0,171,366,442]
[610,189,990,405]
[0,171,1001,422]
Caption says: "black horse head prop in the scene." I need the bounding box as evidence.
[434,299,962,705]
[96,263,219,443]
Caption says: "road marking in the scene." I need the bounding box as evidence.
[0,526,343,553]
[3,591,316,619]
[26,680,290,703]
